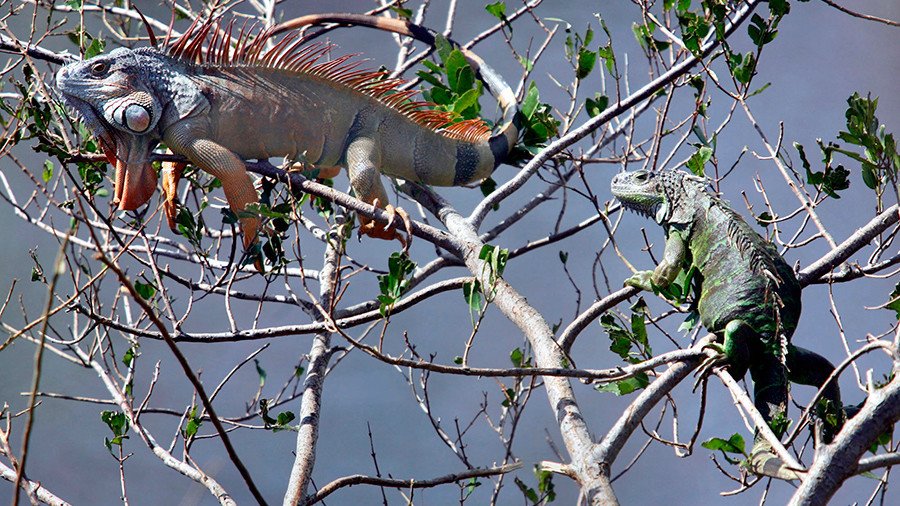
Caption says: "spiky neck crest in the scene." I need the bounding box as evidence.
[164,17,492,143]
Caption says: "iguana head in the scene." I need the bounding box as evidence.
[56,47,164,211]
[611,170,707,226]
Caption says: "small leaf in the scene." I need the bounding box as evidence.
[886,282,900,320]
[576,48,597,79]
[42,160,53,183]
[585,93,609,118]
[595,373,649,395]
[485,2,506,19]
[687,146,713,176]
[122,347,135,367]
[134,279,156,300]
[84,37,105,59]
[254,359,267,387]
[701,433,746,454]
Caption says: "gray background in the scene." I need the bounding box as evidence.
[1,0,899,504]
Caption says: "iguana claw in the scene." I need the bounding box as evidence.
[745,439,805,480]
[359,199,411,250]
[693,343,728,391]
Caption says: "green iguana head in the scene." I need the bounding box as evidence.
[611,170,707,226]
[57,46,207,211]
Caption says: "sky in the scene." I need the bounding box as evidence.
[1,1,899,504]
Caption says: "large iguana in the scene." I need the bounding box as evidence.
[55,13,519,257]
[611,169,843,479]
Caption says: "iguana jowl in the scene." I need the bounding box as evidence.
[611,169,843,479]
[55,14,519,255]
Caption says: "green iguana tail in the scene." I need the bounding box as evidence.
[274,13,521,167]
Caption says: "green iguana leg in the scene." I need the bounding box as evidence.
[787,345,843,443]
[695,319,752,383]
[625,229,687,291]
[345,137,409,247]
[745,340,800,480]
[165,128,260,254]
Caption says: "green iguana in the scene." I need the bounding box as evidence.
[55,13,520,257]
[611,169,843,480]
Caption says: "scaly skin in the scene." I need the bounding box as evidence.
[55,14,520,260]
[611,169,843,480]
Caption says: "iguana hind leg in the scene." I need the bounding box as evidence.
[745,333,796,480]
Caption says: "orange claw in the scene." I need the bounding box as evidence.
[359,199,411,250]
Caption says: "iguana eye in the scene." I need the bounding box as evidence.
[90,62,108,76]
[634,171,649,182]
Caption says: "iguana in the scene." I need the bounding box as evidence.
[55,13,520,259]
[611,169,843,480]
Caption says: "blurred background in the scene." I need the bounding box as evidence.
[1,1,898,504]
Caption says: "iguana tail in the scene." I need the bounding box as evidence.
[273,13,520,167]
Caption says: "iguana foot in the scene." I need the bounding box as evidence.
[624,270,653,291]
[745,439,805,481]
[359,199,412,250]
[161,158,186,232]
[693,343,728,391]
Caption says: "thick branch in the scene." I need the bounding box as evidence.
[0,460,70,506]
[790,370,900,505]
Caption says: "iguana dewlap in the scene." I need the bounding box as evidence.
[611,169,843,480]
[55,15,519,255]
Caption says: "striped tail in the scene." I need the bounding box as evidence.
[274,13,520,167]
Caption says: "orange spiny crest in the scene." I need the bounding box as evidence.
[165,16,491,142]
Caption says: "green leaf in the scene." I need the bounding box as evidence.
[485,2,506,20]
[84,37,105,59]
[183,407,201,439]
[276,411,296,426]
[510,347,524,367]
[122,347,135,367]
[65,0,83,9]
[558,251,568,264]
[522,83,539,119]
[452,88,481,115]
[377,252,416,316]
[701,433,746,455]
[462,280,483,313]
[687,146,713,176]
[254,359,267,387]
[585,93,608,118]
[389,6,412,19]
[886,282,900,320]
[42,160,53,183]
[134,279,156,300]
[596,373,649,395]
[576,48,597,79]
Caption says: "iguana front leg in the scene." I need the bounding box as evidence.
[345,137,410,248]
[625,228,687,291]
[160,151,186,232]
[165,125,260,252]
